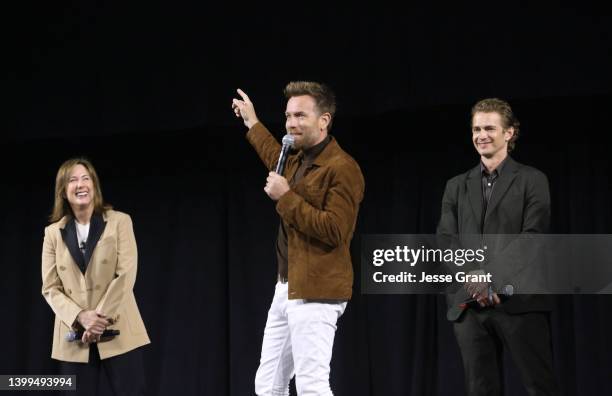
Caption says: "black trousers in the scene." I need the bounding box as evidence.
[60,344,146,396]
[453,309,559,396]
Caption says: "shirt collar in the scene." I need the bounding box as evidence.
[480,156,508,177]
[301,135,331,164]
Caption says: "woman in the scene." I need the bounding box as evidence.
[42,158,150,395]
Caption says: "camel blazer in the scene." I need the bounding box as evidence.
[42,210,150,362]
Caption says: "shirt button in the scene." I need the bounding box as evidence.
[487,183,491,186]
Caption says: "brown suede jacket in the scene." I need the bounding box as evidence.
[247,123,365,300]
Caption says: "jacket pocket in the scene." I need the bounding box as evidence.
[123,301,147,336]
[95,236,116,252]
[303,186,326,209]
[306,243,346,279]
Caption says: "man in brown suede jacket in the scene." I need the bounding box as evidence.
[232,81,364,396]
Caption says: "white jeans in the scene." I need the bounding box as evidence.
[255,282,347,396]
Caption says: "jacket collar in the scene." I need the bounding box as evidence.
[309,136,341,167]
[58,210,109,230]
[59,212,107,273]
[60,219,85,272]
[288,136,340,183]
[466,156,519,231]
[483,156,519,224]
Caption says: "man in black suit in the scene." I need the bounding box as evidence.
[437,98,559,395]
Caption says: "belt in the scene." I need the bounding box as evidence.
[278,274,288,284]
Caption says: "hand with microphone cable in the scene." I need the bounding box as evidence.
[76,309,109,344]
[461,284,515,309]
[232,88,260,129]
[473,286,500,308]
[463,281,499,307]
[463,271,500,307]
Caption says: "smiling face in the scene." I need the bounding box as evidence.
[285,95,330,150]
[472,111,514,160]
[65,164,95,212]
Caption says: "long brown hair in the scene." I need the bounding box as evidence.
[49,158,112,223]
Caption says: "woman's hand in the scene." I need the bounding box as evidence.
[81,330,101,344]
[77,310,109,335]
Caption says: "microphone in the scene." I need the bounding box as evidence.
[65,329,120,342]
[275,134,295,175]
[459,284,514,309]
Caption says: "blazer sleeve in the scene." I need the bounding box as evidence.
[436,179,459,238]
[246,122,282,171]
[275,160,365,248]
[521,170,551,233]
[95,214,138,318]
[489,170,551,289]
[41,226,83,328]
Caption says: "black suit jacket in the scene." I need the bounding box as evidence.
[437,156,552,321]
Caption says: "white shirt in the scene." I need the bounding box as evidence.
[75,221,90,253]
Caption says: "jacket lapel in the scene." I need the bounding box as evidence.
[83,213,107,269]
[484,157,519,225]
[60,218,86,273]
[285,151,301,184]
[312,136,338,167]
[466,165,483,233]
[291,136,337,189]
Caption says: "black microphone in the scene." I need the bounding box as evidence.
[65,329,120,342]
[459,284,514,308]
[275,134,295,175]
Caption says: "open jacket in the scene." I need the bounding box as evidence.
[437,157,552,321]
[42,209,150,362]
[247,123,365,300]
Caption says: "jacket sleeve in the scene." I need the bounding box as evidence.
[246,122,282,171]
[95,214,138,318]
[436,179,459,238]
[41,226,83,328]
[521,170,551,233]
[276,160,365,248]
[488,170,551,289]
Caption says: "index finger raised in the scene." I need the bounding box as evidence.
[236,88,251,102]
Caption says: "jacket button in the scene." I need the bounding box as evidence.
[67,289,72,295]
[102,259,108,264]
[59,266,66,271]
[95,284,101,290]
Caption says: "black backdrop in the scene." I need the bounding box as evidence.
[2,4,612,396]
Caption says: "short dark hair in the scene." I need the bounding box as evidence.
[471,98,521,152]
[284,81,336,131]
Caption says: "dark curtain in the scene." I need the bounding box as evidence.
[1,96,611,395]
